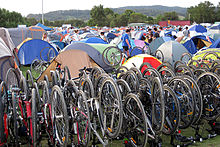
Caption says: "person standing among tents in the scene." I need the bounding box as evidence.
[121,29,131,58]
[42,32,50,42]
[183,26,190,40]
[153,27,160,39]
[159,26,165,37]
[73,29,80,41]
[175,27,184,43]
[100,32,107,42]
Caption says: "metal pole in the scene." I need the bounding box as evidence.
[42,0,44,24]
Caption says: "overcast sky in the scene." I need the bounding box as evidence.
[1,0,219,16]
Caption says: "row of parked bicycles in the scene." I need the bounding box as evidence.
[0,52,220,147]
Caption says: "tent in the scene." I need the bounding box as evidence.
[149,37,172,55]
[0,38,20,82]
[80,32,97,39]
[189,24,208,37]
[122,54,162,70]
[80,37,107,44]
[106,33,117,43]
[209,38,220,48]
[8,26,45,47]
[208,24,220,34]
[36,23,52,31]
[17,39,58,65]
[183,35,214,54]
[157,41,189,65]
[37,50,96,81]
[63,42,112,72]
[0,28,15,52]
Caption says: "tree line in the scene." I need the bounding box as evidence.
[0,1,220,28]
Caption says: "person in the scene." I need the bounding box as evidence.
[42,32,50,42]
[153,28,160,39]
[121,29,131,58]
[100,32,107,42]
[159,26,165,37]
[183,26,190,39]
[175,27,184,43]
[73,29,80,41]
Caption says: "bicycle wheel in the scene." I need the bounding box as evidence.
[99,77,123,138]
[163,85,180,135]
[89,67,104,85]
[188,60,200,68]
[122,70,139,93]
[168,77,195,129]
[211,64,220,75]
[210,60,220,69]
[181,75,203,124]
[116,79,131,100]
[130,46,145,57]
[51,85,69,146]
[199,62,210,70]
[158,67,175,84]
[73,90,91,146]
[5,68,19,89]
[175,64,196,80]
[156,62,174,72]
[47,48,56,62]
[44,75,50,89]
[142,67,163,83]
[116,66,128,78]
[51,70,58,87]
[94,73,109,96]
[180,52,192,64]
[130,67,143,80]
[202,52,219,61]
[151,77,165,134]
[79,78,95,99]
[30,59,43,80]
[193,68,208,79]
[174,60,185,70]
[40,47,55,62]
[12,91,19,146]
[196,72,220,120]
[0,81,8,145]
[31,88,37,147]
[155,50,164,62]
[123,93,148,147]
[103,46,122,67]
[139,62,152,73]
[61,66,71,87]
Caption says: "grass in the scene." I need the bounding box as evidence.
[19,65,220,147]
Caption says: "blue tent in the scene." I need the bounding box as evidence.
[50,40,67,50]
[18,39,58,65]
[149,37,172,55]
[36,23,52,31]
[210,38,220,48]
[183,35,214,54]
[80,37,107,44]
[106,33,117,43]
[209,24,220,30]
[189,24,207,33]
[63,42,112,72]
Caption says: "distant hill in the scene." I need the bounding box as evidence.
[27,5,187,21]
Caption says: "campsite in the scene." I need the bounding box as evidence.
[0,0,220,147]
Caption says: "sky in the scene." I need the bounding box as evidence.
[1,0,219,16]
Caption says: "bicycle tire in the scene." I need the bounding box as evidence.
[181,75,203,124]
[151,77,165,134]
[123,93,148,147]
[89,67,104,85]
[99,77,123,138]
[180,52,192,63]
[142,67,163,83]
[44,75,50,89]
[0,82,8,144]
[199,62,210,70]
[47,48,56,62]
[94,73,109,96]
[168,77,195,129]
[130,67,143,80]
[156,62,175,73]
[196,72,220,120]
[202,52,219,61]
[62,66,71,86]
[19,77,28,97]
[5,68,19,89]
[163,85,180,135]
[210,60,220,69]
[158,67,175,84]
[103,46,122,67]
[51,85,69,146]
[188,60,200,68]
[130,46,145,57]
[139,62,152,73]
[123,70,139,93]
[30,59,43,80]
[116,79,131,100]
[175,64,196,80]
[26,70,34,89]
[211,64,220,75]
[75,90,91,146]
[12,91,18,146]
[51,71,58,87]
[155,50,164,62]
[174,60,185,70]
[40,47,54,62]
[31,88,37,147]
[79,78,95,99]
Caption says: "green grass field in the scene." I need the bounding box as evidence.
[20,65,220,147]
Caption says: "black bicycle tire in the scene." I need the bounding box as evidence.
[30,59,43,80]
[158,67,176,84]
[155,50,164,62]
[123,70,140,93]
[89,67,104,85]
[124,93,148,147]
[130,67,143,80]
[174,60,185,70]
[202,52,219,61]
[139,62,152,73]
[99,77,123,138]
[26,70,34,89]
[163,85,181,135]
[80,77,95,99]
[156,62,175,72]
[142,67,163,83]
[12,91,18,146]
[116,79,131,100]
[51,85,69,146]
[47,48,56,62]
[5,68,19,89]
[51,71,58,87]
[175,64,196,80]
[180,52,192,63]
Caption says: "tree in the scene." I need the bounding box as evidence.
[162,11,179,20]
[216,2,220,21]
[129,13,147,23]
[187,1,216,23]
[89,5,106,26]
